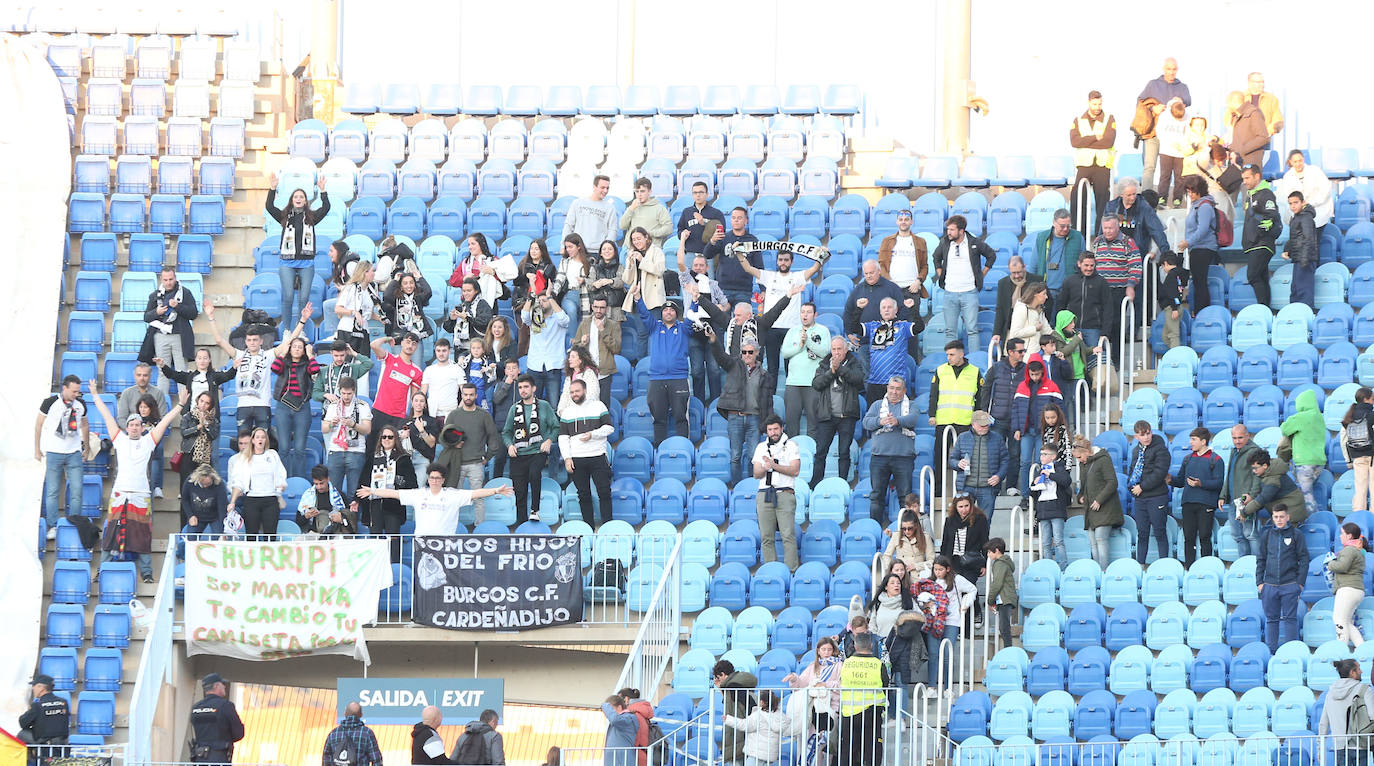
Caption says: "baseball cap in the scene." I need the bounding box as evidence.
[126,414,144,426]
[971,411,993,427]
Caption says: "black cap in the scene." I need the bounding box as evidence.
[663,298,683,314]
[202,673,226,688]
[31,673,54,687]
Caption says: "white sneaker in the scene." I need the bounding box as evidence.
[923,687,939,699]
[1005,488,1021,497]
[529,511,541,523]
[47,528,57,541]
[153,488,163,499]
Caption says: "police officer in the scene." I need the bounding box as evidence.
[189,673,244,764]
[18,673,69,757]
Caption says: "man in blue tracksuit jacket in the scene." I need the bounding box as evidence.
[1255,505,1309,654]
[636,289,691,442]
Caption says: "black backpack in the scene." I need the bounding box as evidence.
[332,745,358,766]
[1349,412,1373,451]
[592,558,626,591]
[452,731,488,766]
[646,722,667,766]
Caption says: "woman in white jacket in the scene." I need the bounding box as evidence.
[557,346,601,417]
[226,427,287,537]
[1008,282,1053,354]
[723,690,789,766]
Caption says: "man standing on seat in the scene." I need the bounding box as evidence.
[1241,163,1283,307]
[753,415,801,570]
[864,377,920,524]
[878,209,929,302]
[562,175,618,251]
[139,266,198,399]
[780,301,829,439]
[929,340,983,498]
[188,673,244,764]
[559,379,615,528]
[1136,58,1191,191]
[1256,504,1309,653]
[846,296,921,407]
[37,375,88,538]
[931,215,997,355]
[502,374,559,524]
[732,245,823,377]
[367,332,425,455]
[1070,91,1117,229]
[811,336,866,487]
[635,285,692,441]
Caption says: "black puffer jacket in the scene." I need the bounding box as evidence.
[1284,203,1318,267]
[587,255,626,309]
[712,341,776,420]
[811,351,867,419]
[1126,435,1170,497]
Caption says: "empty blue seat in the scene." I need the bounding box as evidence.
[39,648,79,692]
[1230,641,1271,692]
[1105,603,1148,652]
[77,691,116,736]
[1069,646,1111,697]
[949,691,993,742]
[709,562,750,611]
[1027,647,1070,696]
[98,561,137,605]
[188,195,224,234]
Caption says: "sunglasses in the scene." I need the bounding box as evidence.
[742,350,757,355]
[900,525,916,532]
[380,435,396,440]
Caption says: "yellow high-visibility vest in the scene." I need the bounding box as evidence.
[935,363,978,426]
[839,655,887,715]
[1074,114,1117,169]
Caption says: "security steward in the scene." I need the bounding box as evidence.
[928,339,983,497]
[188,673,244,764]
[18,673,69,756]
[838,632,889,766]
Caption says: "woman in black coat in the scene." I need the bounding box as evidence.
[939,493,992,627]
[355,423,417,563]
[265,174,330,323]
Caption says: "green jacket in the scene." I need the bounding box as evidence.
[1281,389,1328,467]
[987,555,1018,608]
[1053,310,1087,380]
[1080,448,1124,530]
[312,357,375,402]
[501,399,560,457]
[1328,544,1367,592]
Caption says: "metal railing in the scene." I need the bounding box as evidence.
[26,742,285,766]
[128,537,179,765]
[1141,252,1158,372]
[614,536,683,698]
[1117,297,1137,407]
[954,733,1368,766]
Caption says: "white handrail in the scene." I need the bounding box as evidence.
[614,536,684,698]
[1073,177,1093,236]
[128,535,179,764]
[1074,377,1093,439]
[1141,254,1157,371]
[918,463,936,541]
[1095,337,1112,437]
[1118,297,1136,407]
[942,425,960,523]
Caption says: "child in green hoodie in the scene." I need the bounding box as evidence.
[1281,388,1327,519]
[1053,310,1087,383]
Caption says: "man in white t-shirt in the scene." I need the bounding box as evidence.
[37,375,90,536]
[422,338,465,420]
[89,381,182,581]
[752,415,802,570]
[358,465,513,536]
[733,248,822,377]
[931,214,998,355]
[322,376,373,503]
[879,210,929,299]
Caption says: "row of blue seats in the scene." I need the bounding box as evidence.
[1197,301,1374,355]
[290,115,849,167]
[1125,379,1357,430]
[71,268,207,314]
[35,647,123,693]
[72,233,213,275]
[78,115,246,158]
[957,732,1335,766]
[339,83,862,119]
[49,561,139,606]
[79,76,255,121]
[955,687,1338,747]
[67,192,224,235]
[989,639,1374,701]
[73,154,235,196]
[41,34,252,81]
[44,603,130,650]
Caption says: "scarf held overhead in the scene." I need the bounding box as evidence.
[728,240,831,264]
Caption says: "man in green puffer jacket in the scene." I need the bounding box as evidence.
[1280,388,1327,519]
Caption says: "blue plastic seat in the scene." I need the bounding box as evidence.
[1060,560,1103,609]
[747,562,791,612]
[812,604,848,640]
[1032,690,1075,741]
[91,604,130,648]
[828,560,870,607]
[709,562,750,611]
[949,691,993,742]
[991,691,1033,741]
[986,646,1030,696]
[1109,645,1154,695]
[1064,602,1107,651]
[1027,647,1069,696]
[1069,646,1111,697]
[790,561,831,611]
[771,605,813,656]
[1023,603,1067,653]
[720,520,761,567]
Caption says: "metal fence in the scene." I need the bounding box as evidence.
[954,732,1369,766]
[615,537,684,698]
[25,741,285,766]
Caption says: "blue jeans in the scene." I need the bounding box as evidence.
[561,290,581,329]
[275,404,314,478]
[279,262,315,322]
[1040,517,1066,568]
[1289,263,1315,310]
[1229,510,1259,557]
[529,368,562,409]
[149,441,164,493]
[1080,328,1101,352]
[1090,525,1113,569]
[44,450,84,526]
[926,624,961,686]
[991,423,1020,501]
[327,450,365,504]
[237,405,272,438]
[723,289,754,308]
[869,454,914,524]
[726,413,759,485]
[1260,581,1302,654]
[942,289,981,354]
[1133,494,1170,564]
[1018,431,1041,496]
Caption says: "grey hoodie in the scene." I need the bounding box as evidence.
[1319,677,1374,749]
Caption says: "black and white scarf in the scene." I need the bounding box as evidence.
[725,316,759,355]
[149,285,181,334]
[393,290,426,336]
[728,239,830,264]
[280,208,314,259]
[510,400,545,449]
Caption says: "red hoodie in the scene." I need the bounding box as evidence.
[627,699,655,766]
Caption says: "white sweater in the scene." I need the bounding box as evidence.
[723,708,790,762]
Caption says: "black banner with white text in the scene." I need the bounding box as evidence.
[412,536,584,630]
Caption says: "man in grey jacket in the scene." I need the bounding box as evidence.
[1319,659,1374,761]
